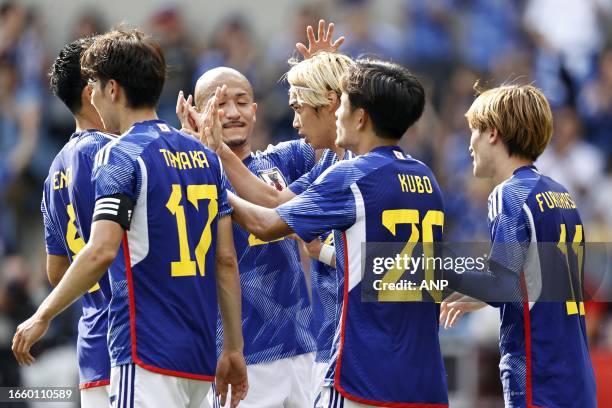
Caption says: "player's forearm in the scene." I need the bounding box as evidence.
[445,265,521,305]
[219,144,290,207]
[37,242,115,321]
[216,255,244,353]
[228,192,290,241]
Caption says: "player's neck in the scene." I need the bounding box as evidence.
[119,108,158,134]
[74,105,104,133]
[493,156,533,185]
[230,142,252,161]
[332,145,345,158]
[356,132,396,155]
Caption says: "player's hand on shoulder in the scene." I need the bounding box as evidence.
[215,349,248,408]
[296,19,345,59]
[12,313,50,365]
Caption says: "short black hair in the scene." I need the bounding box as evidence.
[49,37,94,114]
[81,29,166,109]
[341,59,425,139]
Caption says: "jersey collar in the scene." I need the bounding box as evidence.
[512,164,539,175]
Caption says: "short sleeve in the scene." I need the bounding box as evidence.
[91,141,138,201]
[489,211,531,276]
[217,157,233,219]
[41,191,66,256]
[288,149,331,195]
[276,164,357,242]
[260,139,316,182]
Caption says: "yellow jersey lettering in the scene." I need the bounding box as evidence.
[160,149,211,170]
[179,152,192,169]
[537,191,578,212]
[397,173,434,195]
[53,168,72,190]
[423,176,433,194]
[398,174,409,192]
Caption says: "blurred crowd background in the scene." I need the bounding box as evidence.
[1,0,611,406]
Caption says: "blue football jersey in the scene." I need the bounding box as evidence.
[289,148,355,364]
[487,165,596,408]
[277,146,448,406]
[91,120,231,380]
[41,129,114,388]
[219,140,317,364]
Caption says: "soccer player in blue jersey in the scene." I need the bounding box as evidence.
[192,51,355,402]
[442,85,597,407]
[12,29,247,408]
[186,66,318,407]
[213,59,449,407]
[42,36,113,407]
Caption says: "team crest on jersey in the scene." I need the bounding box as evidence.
[258,167,287,191]
[157,123,171,132]
[393,150,405,160]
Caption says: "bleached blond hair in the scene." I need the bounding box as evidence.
[465,84,553,161]
[287,51,353,108]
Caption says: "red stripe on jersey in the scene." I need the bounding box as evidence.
[520,272,544,408]
[122,233,214,382]
[333,233,448,408]
[79,379,110,390]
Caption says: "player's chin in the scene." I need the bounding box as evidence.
[223,133,249,148]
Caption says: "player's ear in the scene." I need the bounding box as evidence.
[108,79,119,103]
[82,84,93,107]
[326,91,339,112]
[352,107,366,132]
[251,102,257,124]
[489,127,500,144]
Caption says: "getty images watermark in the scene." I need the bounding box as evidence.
[360,242,612,303]
[371,252,489,292]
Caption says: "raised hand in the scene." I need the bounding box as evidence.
[296,19,345,59]
[215,349,248,408]
[12,314,50,365]
[199,85,227,154]
[176,91,197,132]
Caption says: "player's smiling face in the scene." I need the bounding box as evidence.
[469,126,495,178]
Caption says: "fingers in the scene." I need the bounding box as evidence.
[325,22,334,42]
[306,25,315,47]
[12,330,34,366]
[332,36,345,49]
[448,309,462,328]
[296,42,308,56]
[231,381,248,407]
[439,302,448,325]
[443,306,455,329]
[176,91,184,116]
[217,380,228,407]
[317,19,325,42]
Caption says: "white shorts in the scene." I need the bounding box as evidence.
[318,386,377,408]
[208,352,315,408]
[81,385,109,408]
[110,363,212,408]
[312,361,329,407]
